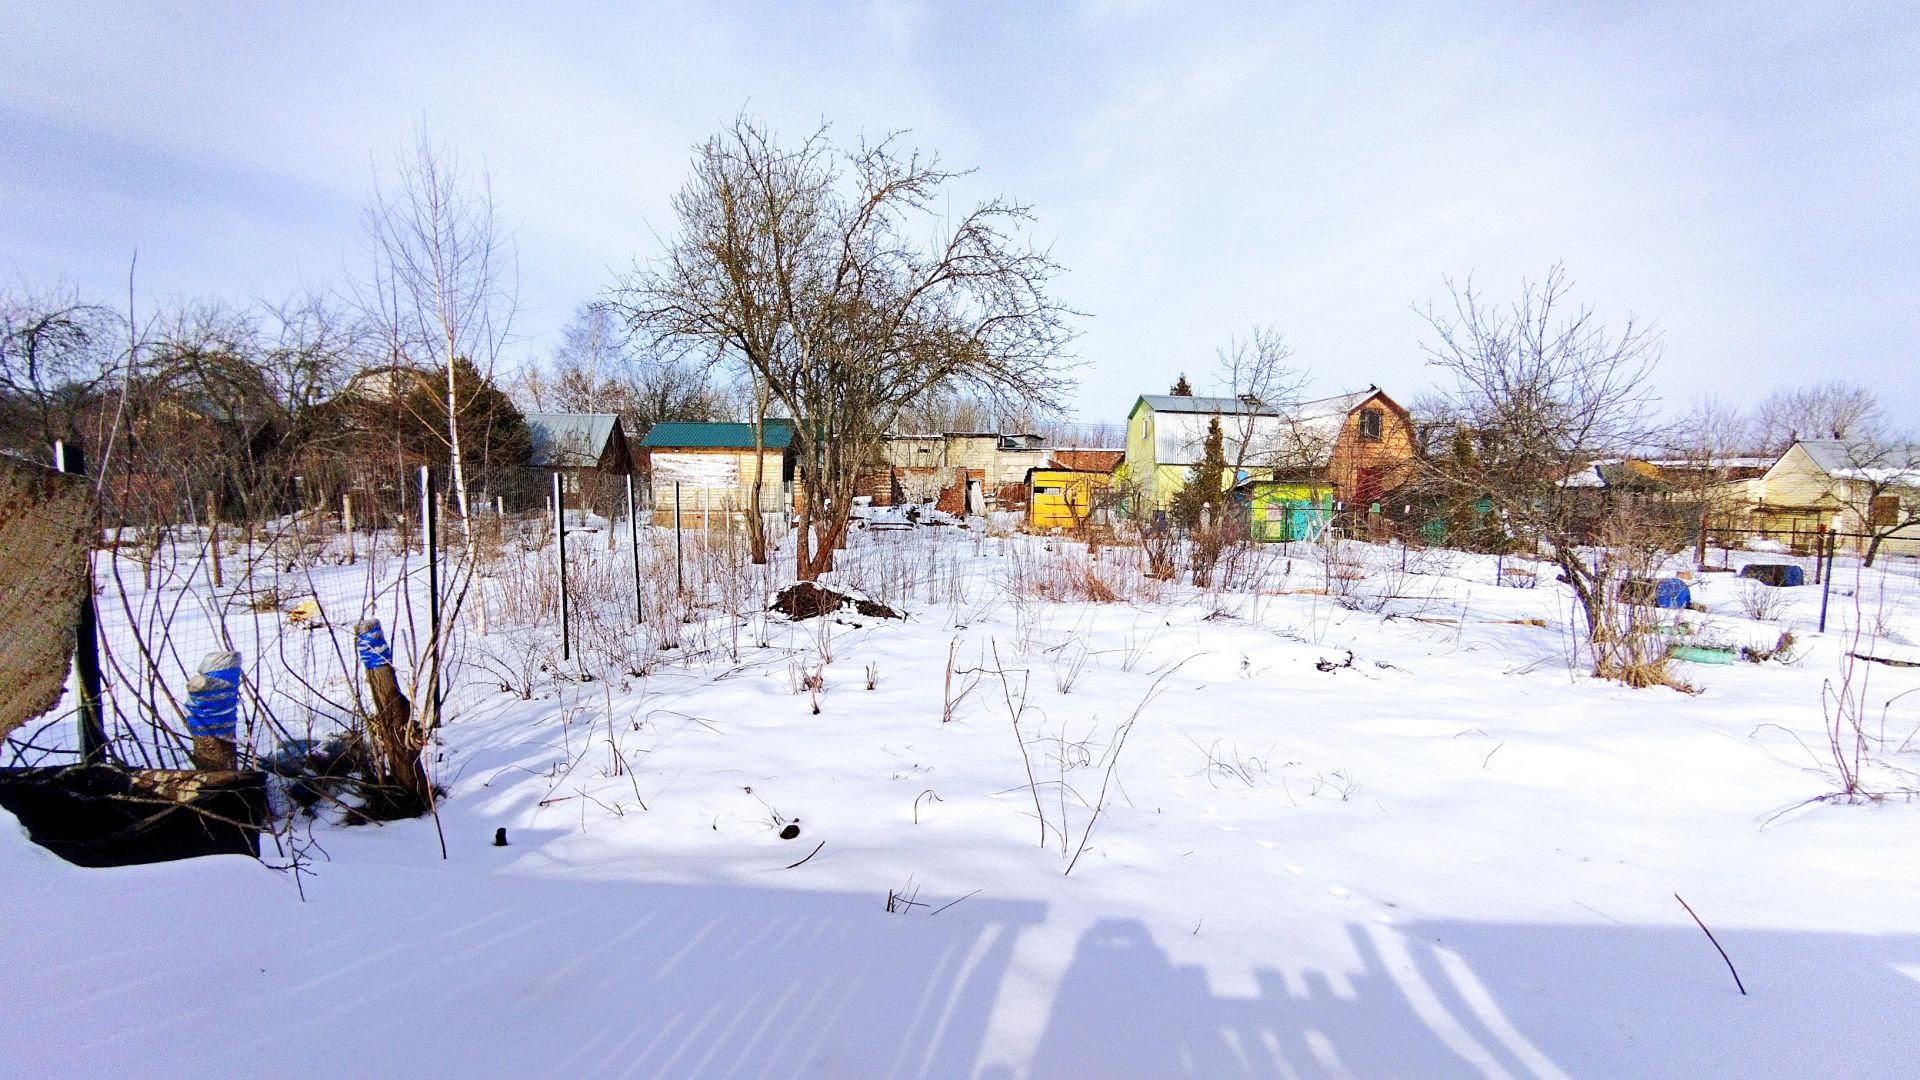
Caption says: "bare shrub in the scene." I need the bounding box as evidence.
[1050,641,1091,694]
[1185,734,1277,788]
[1738,578,1791,622]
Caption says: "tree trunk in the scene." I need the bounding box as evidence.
[747,414,769,565]
[355,620,431,819]
[794,496,815,580]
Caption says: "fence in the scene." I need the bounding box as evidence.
[1697,526,1920,634]
[3,447,814,776]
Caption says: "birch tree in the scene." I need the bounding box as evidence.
[363,129,515,539]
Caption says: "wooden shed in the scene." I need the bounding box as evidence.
[1027,468,1111,531]
[639,420,797,526]
[525,413,634,514]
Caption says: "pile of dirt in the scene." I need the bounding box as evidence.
[769,582,902,621]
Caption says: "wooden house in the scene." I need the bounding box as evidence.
[1714,439,1920,555]
[875,432,1052,513]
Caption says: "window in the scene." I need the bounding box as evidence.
[1871,494,1901,527]
[1358,408,1384,440]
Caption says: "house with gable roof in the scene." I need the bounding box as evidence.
[1117,387,1417,534]
[1715,438,1920,556]
[525,412,634,513]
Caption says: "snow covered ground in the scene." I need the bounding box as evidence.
[7,521,1920,1078]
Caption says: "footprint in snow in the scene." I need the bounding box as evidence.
[1327,886,1352,899]
[1256,840,1274,849]
[1285,864,1305,876]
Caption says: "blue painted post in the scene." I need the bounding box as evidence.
[185,650,242,770]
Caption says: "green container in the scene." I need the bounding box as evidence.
[1669,644,1738,665]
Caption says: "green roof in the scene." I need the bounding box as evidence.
[641,420,794,450]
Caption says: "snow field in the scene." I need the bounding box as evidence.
[7,523,1920,1078]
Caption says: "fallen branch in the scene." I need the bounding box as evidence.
[784,840,825,869]
[1674,892,1747,995]
[930,888,982,916]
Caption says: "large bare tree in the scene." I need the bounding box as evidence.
[0,283,123,459]
[1753,380,1882,455]
[1418,266,1665,678]
[616,118,1076,579]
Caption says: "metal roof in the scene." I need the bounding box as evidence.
[640,420,795,451]
[525,413,622,468]
[1793,439,1920,483]
[1135,394,1282,416]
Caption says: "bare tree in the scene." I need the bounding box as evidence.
[532,303,640,415]
[1661,393,1761,560]
[1670,394,1756,462]
[1753,381,1881,454]
[363,128,516,538]
[1213,326,1307,472]
[0,282,123,458]
[616,117,1076,580]
[1419,266,1668,680]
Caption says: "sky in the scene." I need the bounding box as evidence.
[3,1,1916,429]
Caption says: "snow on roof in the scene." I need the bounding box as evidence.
[526,413,622,468]
[1793,439,1920,485]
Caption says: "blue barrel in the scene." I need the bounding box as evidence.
[1653,578,1692,610]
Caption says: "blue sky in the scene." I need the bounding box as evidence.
[3,1,1915,427]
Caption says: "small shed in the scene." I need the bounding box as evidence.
[1246,480,1333,543]
[639,420,797,523]
[1027,468,1111,531]
[525,413,634,513]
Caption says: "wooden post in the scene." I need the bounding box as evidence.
[674,481,684,593]
[55,440,108,765]
[343,492,356,566]
[354,620,428,817]
[207,491,224,587]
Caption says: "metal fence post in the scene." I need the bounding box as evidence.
[1818,530,1837,633]
[420,466,441,728]
[625,472,643,625]
[674,481,684,593]
[554,472,570,662]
